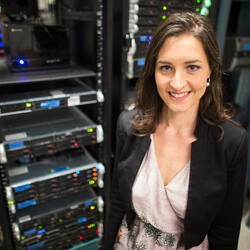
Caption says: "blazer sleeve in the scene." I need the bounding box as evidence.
[103,110,132,249]
[208,128,248,250]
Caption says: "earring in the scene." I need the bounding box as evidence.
[206,78,210,87]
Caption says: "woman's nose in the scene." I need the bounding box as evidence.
[169,71,186,90]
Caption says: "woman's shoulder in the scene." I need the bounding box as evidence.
[220,119,248,145]
[221,119,247,136]
[118,109,136,123]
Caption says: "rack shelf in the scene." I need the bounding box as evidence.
[0,59,96,85]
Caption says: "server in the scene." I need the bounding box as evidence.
[0,0,112,249]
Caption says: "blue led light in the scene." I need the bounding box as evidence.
[75,170,80,175]
[137,58,145,66]
[14,57,28,67]
[23,228,36,236]
[17,199,37,209]
[40,100,60,109]
[19,59,25,65]
[140,35,148,42]
[37,229,46,235]
[51,166,69,173]
[27,241,45,250]
[77,217,87,224]
[14,184,31,193]
[85,199,94,206]
[8,141,24,150]
[243,44,250,51]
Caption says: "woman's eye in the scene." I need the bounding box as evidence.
[188,65,200,71]
[160,65,172,72]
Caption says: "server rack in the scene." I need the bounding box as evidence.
[221,0,250,193]
[0,0,112,249]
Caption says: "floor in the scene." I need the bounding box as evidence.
[238,195,250,250]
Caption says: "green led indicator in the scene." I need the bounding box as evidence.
[21,236,25,240]
[8,201,14,205]
[38,225,43,229]
[200,7,209,16]
[162,15,167,20]
[196,0,202,3]
[89,180,95,185]
[204,0,212,8]
[162,6,167,11]
[58,218,63,223]
[195,7,200,12]
[87,128,94,133]
[90,223,96,228]
[26,102,32,108]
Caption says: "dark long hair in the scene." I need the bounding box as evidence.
[132,12,233,137]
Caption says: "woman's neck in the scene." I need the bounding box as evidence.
[159,107,198,138]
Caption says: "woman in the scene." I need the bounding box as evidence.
[105,12,248,249]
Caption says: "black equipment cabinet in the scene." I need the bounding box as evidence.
[0,0,113,249]
[218,0,250,193]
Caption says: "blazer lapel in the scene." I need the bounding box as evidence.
[118,135,151,206]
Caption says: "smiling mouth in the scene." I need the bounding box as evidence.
[168,91,191,98]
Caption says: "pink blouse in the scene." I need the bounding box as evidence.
[114,136,208,249]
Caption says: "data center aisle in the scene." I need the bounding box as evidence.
[238,196,250,250]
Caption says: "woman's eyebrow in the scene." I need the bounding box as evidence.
[184,60,203,64]
[156,60,172,64]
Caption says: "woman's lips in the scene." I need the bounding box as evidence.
[168,91,191,99]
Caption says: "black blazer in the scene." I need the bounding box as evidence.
[104,110,248,250]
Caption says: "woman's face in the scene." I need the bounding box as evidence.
[155,33,211,115]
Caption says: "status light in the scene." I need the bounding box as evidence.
[73,173,78,178]
[89,180,95,185]
[200,7,209,16]
[162,6,167,11]
[87,128,94,133]
[90,205,96,210]
[87,223,96,229]
[204,0,212,8]
[162,15,167,20]
[26,102,32,108]
[79,236,83,240]
[196,0,202,3]
[15,57,28,67]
